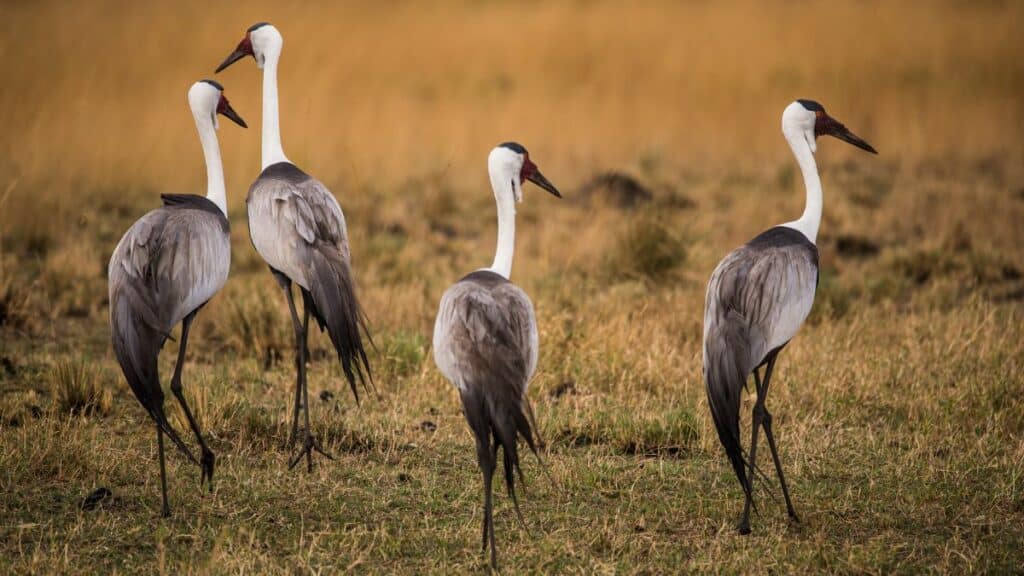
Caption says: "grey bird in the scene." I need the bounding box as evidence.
[433,142,561,569]
[704,99,877,534]
[108,80,246,516]
[215,23,373,471]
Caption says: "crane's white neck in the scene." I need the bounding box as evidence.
[195,110,227,216]
[489,189,517,278]
[781,128,822,244]
[260,48,290,170]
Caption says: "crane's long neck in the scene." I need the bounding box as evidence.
[781,130,822,244]
[490,189,517,279]
[196,114,227,216]
[261,50,290,170]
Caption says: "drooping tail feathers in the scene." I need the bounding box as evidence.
[460,385,544,517]
[304,242,374,402]
[704,309,752,497]
[109,285,197,465]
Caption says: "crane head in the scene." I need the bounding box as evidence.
[785,100,877,155]
[215,22,280,73]
[489,142,562,203]
[190,80,247,129]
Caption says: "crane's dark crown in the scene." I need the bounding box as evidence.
[247,22,271,33]
[797,99,825,113]
[499,142,528,155]
[200,79,224,92]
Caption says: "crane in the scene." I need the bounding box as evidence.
[108,80,246,516]
[215,23,373,472]
[703,99,876,534]
[433,142,561,569]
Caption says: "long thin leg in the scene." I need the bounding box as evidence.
[479,439,498,570]
[158,426,170,517]
[760,354,799,521]
[277,274,332,472]
[169,311,215,490]
[275,273,303,450]
[301,341,313,473]
[739,368,766,535]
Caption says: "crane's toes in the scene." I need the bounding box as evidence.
[287,430,334,472]
[200,449,216,492]
[737,521,752,535]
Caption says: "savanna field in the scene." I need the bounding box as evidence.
[2,0,1023,573]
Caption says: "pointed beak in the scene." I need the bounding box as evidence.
[218,97,247,128]
[822,114,878,154]
[525,167,562,198]
[215,49,249,73]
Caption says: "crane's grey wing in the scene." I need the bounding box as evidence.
[246,163,349,288]
[432,271,537,397]
[111,197,230,330]
[433,270,543,504]
[248,163,372,398]
[704,226,818,372]
[107,199,228,462]
[154,195,231,326]
[702,226,818,494]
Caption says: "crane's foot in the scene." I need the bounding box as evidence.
[737,520,752,535]
[200,448,216,492]
[287,428,334,473]
[788,509,801,523]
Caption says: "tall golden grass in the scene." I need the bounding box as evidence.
[0,0,1021,197]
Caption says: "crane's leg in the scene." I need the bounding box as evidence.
[739,368,766,535]
[759,353,799,522]
[461,389,498,570]
[157,425,170,517]
[286,296,310,451]
[277,272,333,472]
[169,311,216,490]
[274,272,303,451]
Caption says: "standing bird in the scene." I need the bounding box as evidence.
[433,142,561,569]
[215,23,373,471]
[108,80,246,516]
[703,100,876,534]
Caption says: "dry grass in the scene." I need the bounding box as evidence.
[1,0,1023,573]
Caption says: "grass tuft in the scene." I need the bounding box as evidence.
[52,358,112,417]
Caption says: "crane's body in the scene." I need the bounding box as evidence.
[433,142,560,569]
[703,99,876,533]
[108,80,246,516]
[216,23,372,472]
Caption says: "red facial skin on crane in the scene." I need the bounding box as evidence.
[520,153,537,181]
[814,110,845,137]
[235,36,255,57]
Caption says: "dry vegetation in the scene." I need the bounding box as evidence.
[2,0,1024,573]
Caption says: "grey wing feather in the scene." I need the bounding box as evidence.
[247,165,372,398]
[432,274,543,509]
[433,279,538,397]
[702,228,818,497]
[108,205,229,462]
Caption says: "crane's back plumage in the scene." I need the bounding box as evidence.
[433,270,541,511]
[247,162,372,398]
[703,226,818,494]
[108,194,230,457]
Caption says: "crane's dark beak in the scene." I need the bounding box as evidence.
[216,50,249,73]
[817,113,877,154]
[215,37,254,73]
[527,169,561,198]
[524,163,561,198]
[217,96,247,128]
